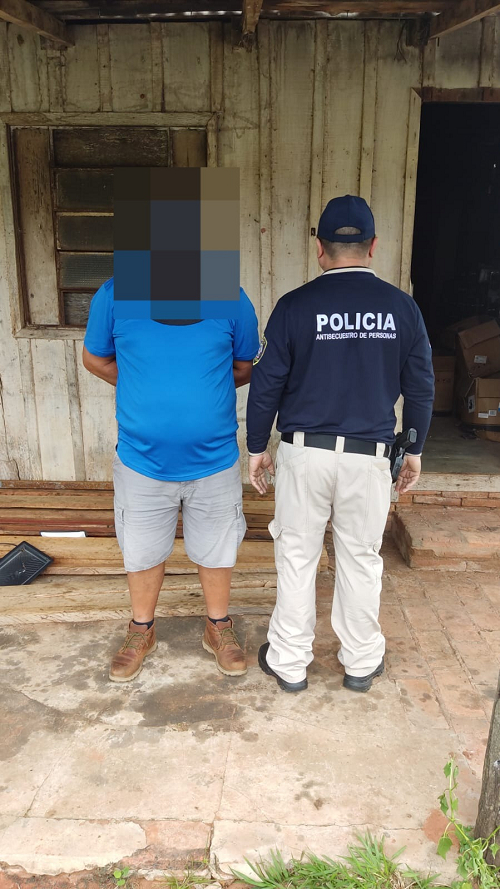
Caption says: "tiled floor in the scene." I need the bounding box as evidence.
[0,536,497,888]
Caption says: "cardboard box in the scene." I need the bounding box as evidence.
[432,355,455,414]
[476,429,500,443]
[461,374,500,428]
[441,314,493,351]
[457,319,500,378]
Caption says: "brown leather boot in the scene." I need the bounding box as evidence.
[109,620,157,682]
[202,617,247,676]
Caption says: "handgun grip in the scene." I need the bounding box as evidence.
[395,428,418,450]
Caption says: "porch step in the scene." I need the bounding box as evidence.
[392,506,500,571]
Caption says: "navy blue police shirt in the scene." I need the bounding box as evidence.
[246,268,435,456]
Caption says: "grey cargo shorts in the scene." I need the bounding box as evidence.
[113,454,246,572]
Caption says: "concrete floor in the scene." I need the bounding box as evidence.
[0,538,497,886]
[423,416,500,475]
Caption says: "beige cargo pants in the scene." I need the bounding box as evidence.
[267,437,392,684]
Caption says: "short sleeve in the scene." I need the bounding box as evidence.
[232,287,260,360]
[84,279,116,357]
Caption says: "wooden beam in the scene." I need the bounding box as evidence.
[419,85,500,100]
[0,0,73,44]
[430,0,500,39]
[35,0,452,18]
[241,0,264,47]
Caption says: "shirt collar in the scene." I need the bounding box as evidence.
[322,267,377,277]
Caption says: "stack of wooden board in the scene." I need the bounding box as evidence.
[0,483,329,625]
[0,483,274,540]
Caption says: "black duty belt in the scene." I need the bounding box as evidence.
[281,432,390,458]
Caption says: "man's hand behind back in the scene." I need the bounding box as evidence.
[249,451,275,494]
[395,454,421,495]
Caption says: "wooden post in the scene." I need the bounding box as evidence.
[474,669,500,865]
[240,0,264,49]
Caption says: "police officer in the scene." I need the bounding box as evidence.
[246,195,434,694]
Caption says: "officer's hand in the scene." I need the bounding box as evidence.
[395,454,421,494]
[249,451,275,495]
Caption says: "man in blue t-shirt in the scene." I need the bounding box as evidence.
[83,280,259,682]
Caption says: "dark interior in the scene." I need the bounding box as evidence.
[411,102,500,346]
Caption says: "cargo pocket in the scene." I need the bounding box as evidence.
[236,501,246,547]
[114,505,125,553]
[268,519,284,571]
[274,443,309,531]
[359,459,392,546]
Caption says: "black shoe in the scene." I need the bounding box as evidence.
[258,642,308,693]
[343,657,385,693]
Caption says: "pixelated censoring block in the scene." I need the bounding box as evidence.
[113,167,240,322]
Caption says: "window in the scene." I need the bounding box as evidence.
[10,124,207,329]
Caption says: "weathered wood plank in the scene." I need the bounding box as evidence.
[0,22,12,110]
[270,22,315,300]
[0,565,279,623]
[76,339,117,481]
[0,535,321,572]
[430,0,500,40]
[0,576,276,626]
[307,21,326,281]
[219,20,260,338]
[0,480,273,495]
[323,21,365,205]
[64,339,86,480]
[150,21,163,111]
[359,22,378,204]
[0,506,116,529]
[0,0,73,45]
[0,110,212,127]
[46,42,63,110]
[35,0,453,17]
[31,339,76,479]
[12,127,59,325]
[209,21,223,113]
[26,572,277,590]
[0,583,277,625]
[108,23,152,111]
[400,88,421,294]
[163,22,210,112]
[479,15,499,86]
[418,85,500,100]
[96,22,111,110]
[64,23,99,111]
[433,21,483,86]
[7,23,45,110]
[16,339,43,477]
[257,19,272,330]
[171,128,207,167]
[241,0,264,47]
[0,487,276,512]
[422,37,436,86]
[0,119,33,479]
[370,22,421,288]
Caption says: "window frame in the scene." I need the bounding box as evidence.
[0,111,218,339]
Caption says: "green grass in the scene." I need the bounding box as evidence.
[232,833,442,889]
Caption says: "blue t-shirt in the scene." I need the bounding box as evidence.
[84,279,259,481]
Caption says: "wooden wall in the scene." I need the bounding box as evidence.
[0,18,499,480]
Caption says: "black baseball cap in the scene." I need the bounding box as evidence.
[317,195,375,243]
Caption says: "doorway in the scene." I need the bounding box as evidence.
[411,101,500,476]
